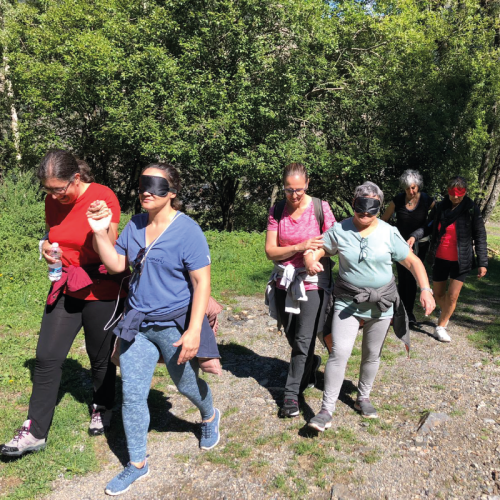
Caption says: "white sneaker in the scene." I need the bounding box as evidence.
[434,326,451,342]
[89,404,112,436]
[0,420,46,457]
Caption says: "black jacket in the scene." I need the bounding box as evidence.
[411,196,488,274]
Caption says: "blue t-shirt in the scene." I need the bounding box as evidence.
[115,212,211,317]
[322,218,409,318]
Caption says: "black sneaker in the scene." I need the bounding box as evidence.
[280,399,299,418]
[306,355,322,389]
[408,313,417,324]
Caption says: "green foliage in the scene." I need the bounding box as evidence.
[3,0,500,228]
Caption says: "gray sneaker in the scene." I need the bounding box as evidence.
[0,420,46,457]
[89,404,112,436]
[308,410,333,432]
[354,398,378,419]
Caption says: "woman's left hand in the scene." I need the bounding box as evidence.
[478,266,487,279]
[173,328,201,364]
[420,290,435,316]
[86,200,112,233]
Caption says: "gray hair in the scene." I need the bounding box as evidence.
[353,181,384,206]
[447,176,467,190]
[399,169,423,190]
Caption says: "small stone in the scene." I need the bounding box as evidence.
[246,320,255,324]
[477,401,487,410]
[417,412,451,435]
[484,419,496,425]
[240,310,249,316]
[474,362,483,368]
[267,320,276,326]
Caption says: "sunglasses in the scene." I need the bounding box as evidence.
[133,247,146,275]
[40,178,73,195]
[359,238,368,263]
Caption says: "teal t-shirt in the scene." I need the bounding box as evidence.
[322,218,410,318]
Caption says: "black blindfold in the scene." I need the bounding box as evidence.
[139,175,177,197]
[353,197,381,215]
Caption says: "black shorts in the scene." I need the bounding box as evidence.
[432,258,469,283]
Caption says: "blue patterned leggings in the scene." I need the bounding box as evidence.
[120,325,214,462]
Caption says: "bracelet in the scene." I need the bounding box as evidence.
[303,249,314,256]
[420,287,433,295]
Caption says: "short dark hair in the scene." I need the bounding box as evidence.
[37,149,94,183]
[141,162,182,210]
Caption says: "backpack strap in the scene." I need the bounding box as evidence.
[273,199,287,224]
[312,197,325,233]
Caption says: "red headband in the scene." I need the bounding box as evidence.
[448,187,466,197]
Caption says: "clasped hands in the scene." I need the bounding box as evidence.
[86,200,112,232]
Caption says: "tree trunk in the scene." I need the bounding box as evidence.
[270,184,280,209]
[481,148,500,223]
[216,177,240,231]
[1,6,21,164]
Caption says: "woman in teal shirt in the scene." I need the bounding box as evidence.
[304,181,435,431]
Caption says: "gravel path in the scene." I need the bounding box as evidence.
[43,289,500,500]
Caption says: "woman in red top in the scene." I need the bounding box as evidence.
[1,150,124,458]
[414,176,488,342]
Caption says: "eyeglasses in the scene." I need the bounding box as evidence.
[284,187,307,196]
[40,179,73,195]
[359,238,368,263]
[133,247,146,275]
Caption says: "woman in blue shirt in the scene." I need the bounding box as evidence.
[87,163,220,496]
[304,182,435,432]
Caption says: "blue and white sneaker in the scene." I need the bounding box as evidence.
[105,461,150,496]
[200,408,220,450]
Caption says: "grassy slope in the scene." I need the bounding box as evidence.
[1,172,499,498]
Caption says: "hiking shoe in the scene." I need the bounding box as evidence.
[89,404,112,436]
[308,410,333,432]
[306,355,322,389]
[280,398,299,418]
[408,313,417,324]
[433,326,451,343]
[200,408,220,450]
[105,461,150,496]
[354,399,378,419]
[0,420,46,457]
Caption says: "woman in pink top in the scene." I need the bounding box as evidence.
[265,163,335,418]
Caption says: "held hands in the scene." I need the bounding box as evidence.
[305,259,324,276]
[298,236,324,253]
[86,200,112,233]
[173,328,201,364]
[406,237,416,249]
[478,267,487,279]
[41,239,63,264]
[420,290,436,316]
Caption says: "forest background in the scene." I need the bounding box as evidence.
[1,0,500,231]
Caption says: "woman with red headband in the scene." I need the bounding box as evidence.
[416,176,487,342]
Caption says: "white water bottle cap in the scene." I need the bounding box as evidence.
[52,242,59,248]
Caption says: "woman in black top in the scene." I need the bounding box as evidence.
[382,170,435,323]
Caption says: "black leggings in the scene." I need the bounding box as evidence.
[275,288,325,399]
[395,242,429,318]
[28,294,121,439]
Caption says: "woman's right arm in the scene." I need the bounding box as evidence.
[265,230,323,261]
[87,203,127,274]
[381,201,395,223]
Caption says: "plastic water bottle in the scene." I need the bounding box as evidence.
[48,243,62,282]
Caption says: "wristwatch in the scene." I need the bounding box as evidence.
[420,287,433,295]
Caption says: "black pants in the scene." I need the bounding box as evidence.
[395,242,428,319]
[28,294,120,439]
[276,288,325,399]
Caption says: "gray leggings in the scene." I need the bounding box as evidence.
[322,310,391,413]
